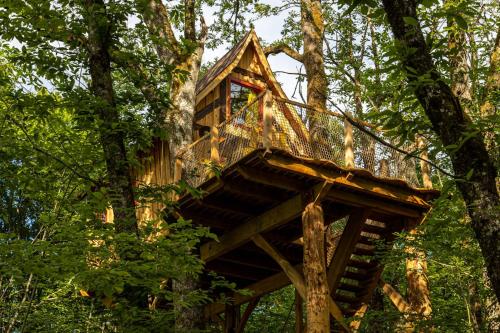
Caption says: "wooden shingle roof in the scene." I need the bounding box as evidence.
[195,31,252,95]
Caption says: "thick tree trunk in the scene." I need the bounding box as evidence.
[172,275,206,332]
[300,0,327,112]
[302,203,330,332]
[139,1,207,330]
[85,0,138,235]
[168,49,204,161]
[381,0,500,301]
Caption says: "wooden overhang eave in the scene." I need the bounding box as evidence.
[177,148,440,214]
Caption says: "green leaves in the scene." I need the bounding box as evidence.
[403,16,419,27]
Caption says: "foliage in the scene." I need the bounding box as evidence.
[0,0,498,332]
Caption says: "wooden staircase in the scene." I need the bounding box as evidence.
[333,220,392,317]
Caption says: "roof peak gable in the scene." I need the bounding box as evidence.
[196,30,286,102]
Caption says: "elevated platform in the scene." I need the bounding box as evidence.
[177,148,438,323]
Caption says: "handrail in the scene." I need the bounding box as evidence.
[273,96,383,131]
[176,93,421,188]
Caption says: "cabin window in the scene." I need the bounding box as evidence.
[229,80,261,123]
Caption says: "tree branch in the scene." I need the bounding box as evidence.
[264,43,304,63]
[140,0,181,64]
[184,0,196,41]
[111,49,169,115]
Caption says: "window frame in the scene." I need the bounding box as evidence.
[226,77,264,121]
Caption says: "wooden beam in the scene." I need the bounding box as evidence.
[235,297,260,333]
[206,261,269,281]
[182,211,231,229]
[264,155,430,208]
[200,183,324,262]
[236,165,305,192]
[205,265,303,317]
[327,210,371,293]
[251,234,351,332]
[223,181,281,203]
[326,189,421,218]
[196,200,253,217]
[349,303,368,331]
[217,252,281,272]
[379,279,410,313]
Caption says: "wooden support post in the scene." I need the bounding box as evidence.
[173,157,183,201]
[251,234,350,332]
[302,203,330,332]
[262,90,273,153]
[210,126,220,164]
[295,289,304,333]
[224,303,240,333]
[344,117,354,168]
[417,136,432,189]
[236,297,260,333]
[174,157,183,183]
[379,159,390,177]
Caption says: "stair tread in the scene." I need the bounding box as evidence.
[347,258,379,270]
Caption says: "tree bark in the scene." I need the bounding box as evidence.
[300,0,327,112]
[139,0,207,178]
[381,0,500,301]
[84,0,138,235]
[138,2,208,330]
[302,203,330,333]
[172,275,205,332]
[447,15,472,108]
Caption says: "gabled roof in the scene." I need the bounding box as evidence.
[196,30,287,103]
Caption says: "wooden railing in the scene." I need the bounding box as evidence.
[175,92,427,188]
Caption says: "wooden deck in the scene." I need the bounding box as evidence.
[176,148,438,321]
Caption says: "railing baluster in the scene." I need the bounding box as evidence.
[262,90,273,153]
[344,116,354,168]
[417,136,432,189]
[210,126,220,164]
[174,157,183,183]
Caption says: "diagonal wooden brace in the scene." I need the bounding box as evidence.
[251,234,351,332]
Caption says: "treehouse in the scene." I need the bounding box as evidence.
[136,31,439,332]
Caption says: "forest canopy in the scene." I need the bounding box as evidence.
[0,0,498,332]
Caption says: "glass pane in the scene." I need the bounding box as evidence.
[230,81,258,116]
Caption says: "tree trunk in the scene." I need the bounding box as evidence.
[381,0,500,301]
[172,275,205,332]
[168,49,205,161]
[85,0,138,235]
[138,2,207,330]
[447,16,472,108]
[300,0,327,112]
[302,203,330,333]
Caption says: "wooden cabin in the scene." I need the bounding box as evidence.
[193,30,300,140]
[130,31,439,332]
